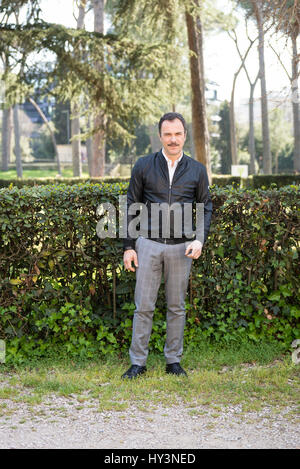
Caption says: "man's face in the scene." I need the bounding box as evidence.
[159,118,186,159]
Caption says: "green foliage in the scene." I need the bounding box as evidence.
[0,182,299,363]
[52,100,71,145]
[277,143,294,173]
[1,173,300,189]
[213,100,231,174]
[0,18,176,145]
[0,176,131,188]
[251,174,300,188]
[29,126,56,160]
[239,108,294,173]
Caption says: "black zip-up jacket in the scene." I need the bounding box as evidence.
[123,149,213,251]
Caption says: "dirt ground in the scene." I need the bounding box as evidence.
[0,391,299,449]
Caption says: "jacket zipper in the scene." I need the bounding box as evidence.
[165,182,172,243]
[164,159,182,243]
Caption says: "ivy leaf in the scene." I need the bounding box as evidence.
[9,278,23,285]
[268,291,281,302]
[216,246,224,258]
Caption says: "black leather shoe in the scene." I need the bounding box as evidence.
[166,363,187,376]
[121,365,147,379]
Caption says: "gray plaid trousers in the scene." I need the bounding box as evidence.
[129,237,193,366]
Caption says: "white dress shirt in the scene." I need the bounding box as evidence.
[162,149,183,185]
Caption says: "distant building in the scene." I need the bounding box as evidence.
[205,81,220,104]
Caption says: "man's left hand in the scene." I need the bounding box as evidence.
[185,240,202,259]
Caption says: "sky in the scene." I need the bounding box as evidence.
[36,0,295,110]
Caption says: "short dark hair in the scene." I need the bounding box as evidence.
[158,112,187,136]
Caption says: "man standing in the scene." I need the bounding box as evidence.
[122,112,212,379]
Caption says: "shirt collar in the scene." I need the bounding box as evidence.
[162,148,183,166]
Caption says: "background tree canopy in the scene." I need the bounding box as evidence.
[0,0,299,176]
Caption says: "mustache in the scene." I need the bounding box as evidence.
[168,143,179,146]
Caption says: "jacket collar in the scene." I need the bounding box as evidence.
[157,149,188,184]
[162,148,184,165]
[158,148,187,166]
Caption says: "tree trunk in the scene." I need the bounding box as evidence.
[185,2,211,183]
[275,150,279,174]
[76,0,86,31]
[71,0,86,177]
[91,0,106,177]
[85,114,93,176]
[248,81,257,175]
[291,29,300,173]
[230,74,238,165]
[29,97,61,176]
[13,105,23,178]
[71,113,82,177]
[228,28,257,170]
[148,124,161,153]
[86,137,93,175]
[253,0,272,174]
[1,106,12,171]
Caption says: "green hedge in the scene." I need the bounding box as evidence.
[0,176,131,188]
[0,182,299,362]
[1,173,299,189]
[251,174,300,188]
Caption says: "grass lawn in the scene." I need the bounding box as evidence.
[0,168,90,179]
[0,341,299,418]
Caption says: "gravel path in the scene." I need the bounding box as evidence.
[0,392,299,449]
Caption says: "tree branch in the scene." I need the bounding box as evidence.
[28,97,62,176]
[268,40,292,81]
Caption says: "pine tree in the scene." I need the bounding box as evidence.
[91,0,106,177]
[0,0,174,176]
[71,0,87,177]
[112,0,213,180]
[215,100,232,174]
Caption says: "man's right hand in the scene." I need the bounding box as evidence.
[123,249,139,272]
